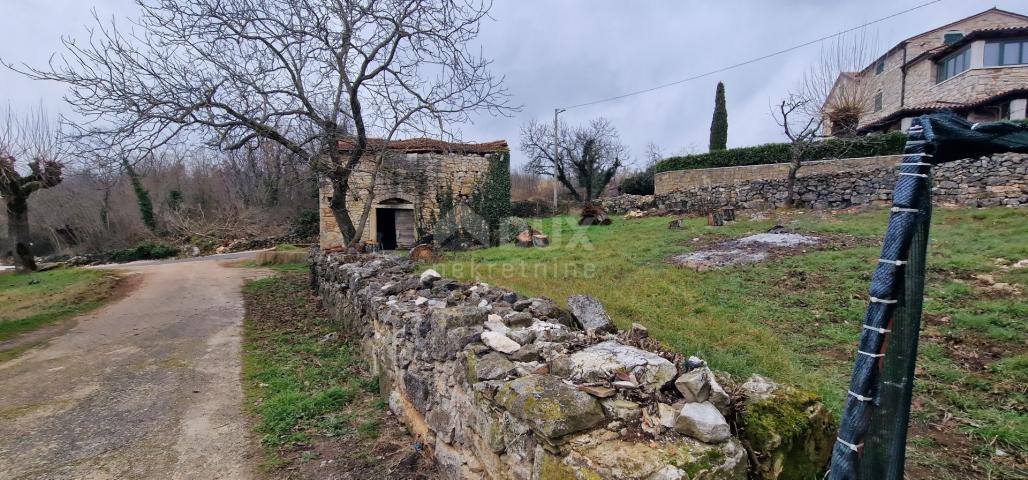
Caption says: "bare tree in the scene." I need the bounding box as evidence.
[521,117,626,203]
[772,94,823,208]
[0,107,64,272]
[804,31,879,137]
[9,0,510,248]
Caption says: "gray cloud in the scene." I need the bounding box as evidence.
[2,0,1022,167]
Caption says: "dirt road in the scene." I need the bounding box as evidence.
[0,256,265,480]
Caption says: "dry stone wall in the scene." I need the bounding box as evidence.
[311,251,836,480]
[653,153,1027,213]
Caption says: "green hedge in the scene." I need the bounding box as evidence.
[109,241,179,263]
[654,132,908,173]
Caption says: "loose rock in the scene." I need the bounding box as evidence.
[481,331,521,354]
[675,402,731,443]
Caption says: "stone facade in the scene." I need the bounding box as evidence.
[310,251,837,479]
[319,140,507,249]
[824,8,1028,133]
[653,153,1027,213]
[599,194,656,214]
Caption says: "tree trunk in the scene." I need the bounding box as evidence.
[785,148,801,208]
[329,176,357,245]
[5,195,37,273]
[785,157,801,208]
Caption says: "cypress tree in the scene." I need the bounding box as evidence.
[709,81,728,151]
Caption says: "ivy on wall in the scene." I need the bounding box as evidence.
[471,151,512,246]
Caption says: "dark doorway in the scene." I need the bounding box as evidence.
[376,208,397,250]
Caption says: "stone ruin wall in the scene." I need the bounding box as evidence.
[319,152,493,248]
[311,251,836,479]
[643,153,1027,215]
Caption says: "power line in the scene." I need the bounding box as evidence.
[560,0,944,111]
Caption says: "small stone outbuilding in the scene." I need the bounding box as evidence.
[319,138,509,249]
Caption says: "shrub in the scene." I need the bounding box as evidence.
[290,209,319,239]
[654,131,908,173]
[109,241,179,263]
[511,199,554,218]
[619,167,655,195]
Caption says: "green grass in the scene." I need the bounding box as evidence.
[430,207,1027,477]
[0,268,119,347]
[273,244,306,252]
[241,271,385,469]
[233,259,308,273]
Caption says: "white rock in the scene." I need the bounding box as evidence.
[484,320,510,335]
[675,368,711,403]
[487,313,503,323]
[656,403,678,429]
[414,296,429,306]
[420,269,442,285]
[550,340,677,391]
[478,299,489,308]
[481,331,521,354]
[675,402,731,443]
[707,373,732,415]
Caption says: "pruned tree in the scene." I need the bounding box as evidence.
[0,107,64,272]
[521,117,626,203]
[772,94,823,208]
[709,81,728,151]
[8,0,510,248]
[804,31,878,137]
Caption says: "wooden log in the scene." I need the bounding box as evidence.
[531,234,550,247]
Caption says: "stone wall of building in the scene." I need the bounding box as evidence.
[853,10,1028,129]
[319,152,494,248]
[310,251,836,479]
[653,153,1027,213]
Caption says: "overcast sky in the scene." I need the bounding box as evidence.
[2,0,1024,168]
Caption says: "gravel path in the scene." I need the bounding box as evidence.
[0,255,266,479]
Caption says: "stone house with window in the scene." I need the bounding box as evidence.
[823,8,1028,135]
[319,138,509,250]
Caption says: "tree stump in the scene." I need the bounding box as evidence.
[706,211,724,227]
[668,218,684,229]
[409,244,437,261]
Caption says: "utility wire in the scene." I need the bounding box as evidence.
[560,0,944,110]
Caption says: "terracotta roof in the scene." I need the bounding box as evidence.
[926,26,1028,61]
[337,137,508,154]
[857,88,1028,134]
[865,8,1028,73]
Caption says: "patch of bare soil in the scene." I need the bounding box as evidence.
[291,415,438,480]
[669,230,875,270]
[0,271,142,359]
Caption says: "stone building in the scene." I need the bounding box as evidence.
[319,138,509,249]
[823,7,1028,135]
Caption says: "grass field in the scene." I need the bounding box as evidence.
[241,270,435,478]
[430,207,1027,479]
[0,268,120,360]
